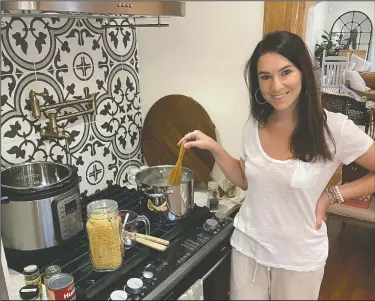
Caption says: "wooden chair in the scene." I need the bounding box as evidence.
[320,52,350,91]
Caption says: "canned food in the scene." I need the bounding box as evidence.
[47,273,76,300]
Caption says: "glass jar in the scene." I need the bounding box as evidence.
[207,181,219,212]
[19,285,40,300]
[23,265,42,298]
[44,265,61,286]
[223,178,236,198]
[86,199,124,272]
[127,167,140,190]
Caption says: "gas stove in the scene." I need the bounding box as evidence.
[5,185,235,300]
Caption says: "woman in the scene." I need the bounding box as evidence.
[178,31,375,300]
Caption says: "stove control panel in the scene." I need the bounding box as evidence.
[108,216,232,300]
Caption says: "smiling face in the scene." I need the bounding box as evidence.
[257,52,303,113]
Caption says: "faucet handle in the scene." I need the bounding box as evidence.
[47,113,58,132]
[29,90,41,119]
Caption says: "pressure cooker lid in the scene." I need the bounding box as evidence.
[1,172,80,201]
[1,161,73,190]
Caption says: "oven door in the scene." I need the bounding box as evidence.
[162,237,232,300]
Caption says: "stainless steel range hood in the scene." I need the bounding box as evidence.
[0,1,185,20]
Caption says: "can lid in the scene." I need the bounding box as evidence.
[47,273,74,290]
[19,285,39,300]
[23,265,38,275]
[45,265,61,276]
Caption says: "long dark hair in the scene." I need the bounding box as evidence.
[244,31,335,163]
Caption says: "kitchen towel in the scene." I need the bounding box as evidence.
[177,279,204,300]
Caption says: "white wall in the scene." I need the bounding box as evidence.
[324,1,374,71]
[306,2,329,58]
[136,1,264,185]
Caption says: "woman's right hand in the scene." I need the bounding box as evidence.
[178,130,219,153]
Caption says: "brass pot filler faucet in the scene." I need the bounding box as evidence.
[29,90,97,153]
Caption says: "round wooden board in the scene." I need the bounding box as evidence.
[142,94,217,185]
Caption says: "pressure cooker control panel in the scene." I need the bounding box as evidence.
[51,188,83,241]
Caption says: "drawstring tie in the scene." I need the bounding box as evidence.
[252,262,259,282]
[252,263,271,283]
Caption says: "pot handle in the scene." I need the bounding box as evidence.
[1,196,9,204]
[68,164,79,174]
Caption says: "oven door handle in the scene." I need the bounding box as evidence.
[202,249,231,282]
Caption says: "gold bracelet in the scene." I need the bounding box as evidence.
[325,187,336,205]
[325,185,344,204]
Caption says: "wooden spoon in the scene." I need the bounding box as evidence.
[168,141,186,185]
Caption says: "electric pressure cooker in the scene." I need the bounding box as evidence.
[1,162,83,251]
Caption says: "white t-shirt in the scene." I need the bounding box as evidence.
[230,109,373,272]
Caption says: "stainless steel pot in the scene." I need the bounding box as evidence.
[1,162,83,251]
[135,165,195,221]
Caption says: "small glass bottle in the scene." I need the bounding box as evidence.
[86,199,123,272]
[127,167,140,190]
[223,178,236,198]
[207,181,219,212]
[23,265,42,299]
[19,285,40,300]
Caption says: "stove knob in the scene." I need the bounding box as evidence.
[110,290,128,300]
[143,270,153,283]
[215,211,225,223]
[205,218,219,230]
[126,278,143,295]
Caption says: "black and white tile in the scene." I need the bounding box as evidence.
[1,16,143,196]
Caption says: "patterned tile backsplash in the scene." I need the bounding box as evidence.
[1,17,143,197]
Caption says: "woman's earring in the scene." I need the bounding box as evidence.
[255,88,267,105]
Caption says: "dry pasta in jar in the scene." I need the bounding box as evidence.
[86,199,124,271]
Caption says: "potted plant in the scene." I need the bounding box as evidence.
[314,30,344,67]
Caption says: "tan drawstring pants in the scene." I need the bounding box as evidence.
[230,248,325,300]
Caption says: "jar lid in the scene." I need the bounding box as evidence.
[110,290,128,300]
[208,181,218,190]
[45,265,61,276]
[128,167,140,174]
[87,199,118,218]
[23,265,38,275]
[19,285,39,300]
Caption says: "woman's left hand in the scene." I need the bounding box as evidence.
[315,191,331,230]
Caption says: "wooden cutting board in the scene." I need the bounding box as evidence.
[141,94,218,187]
